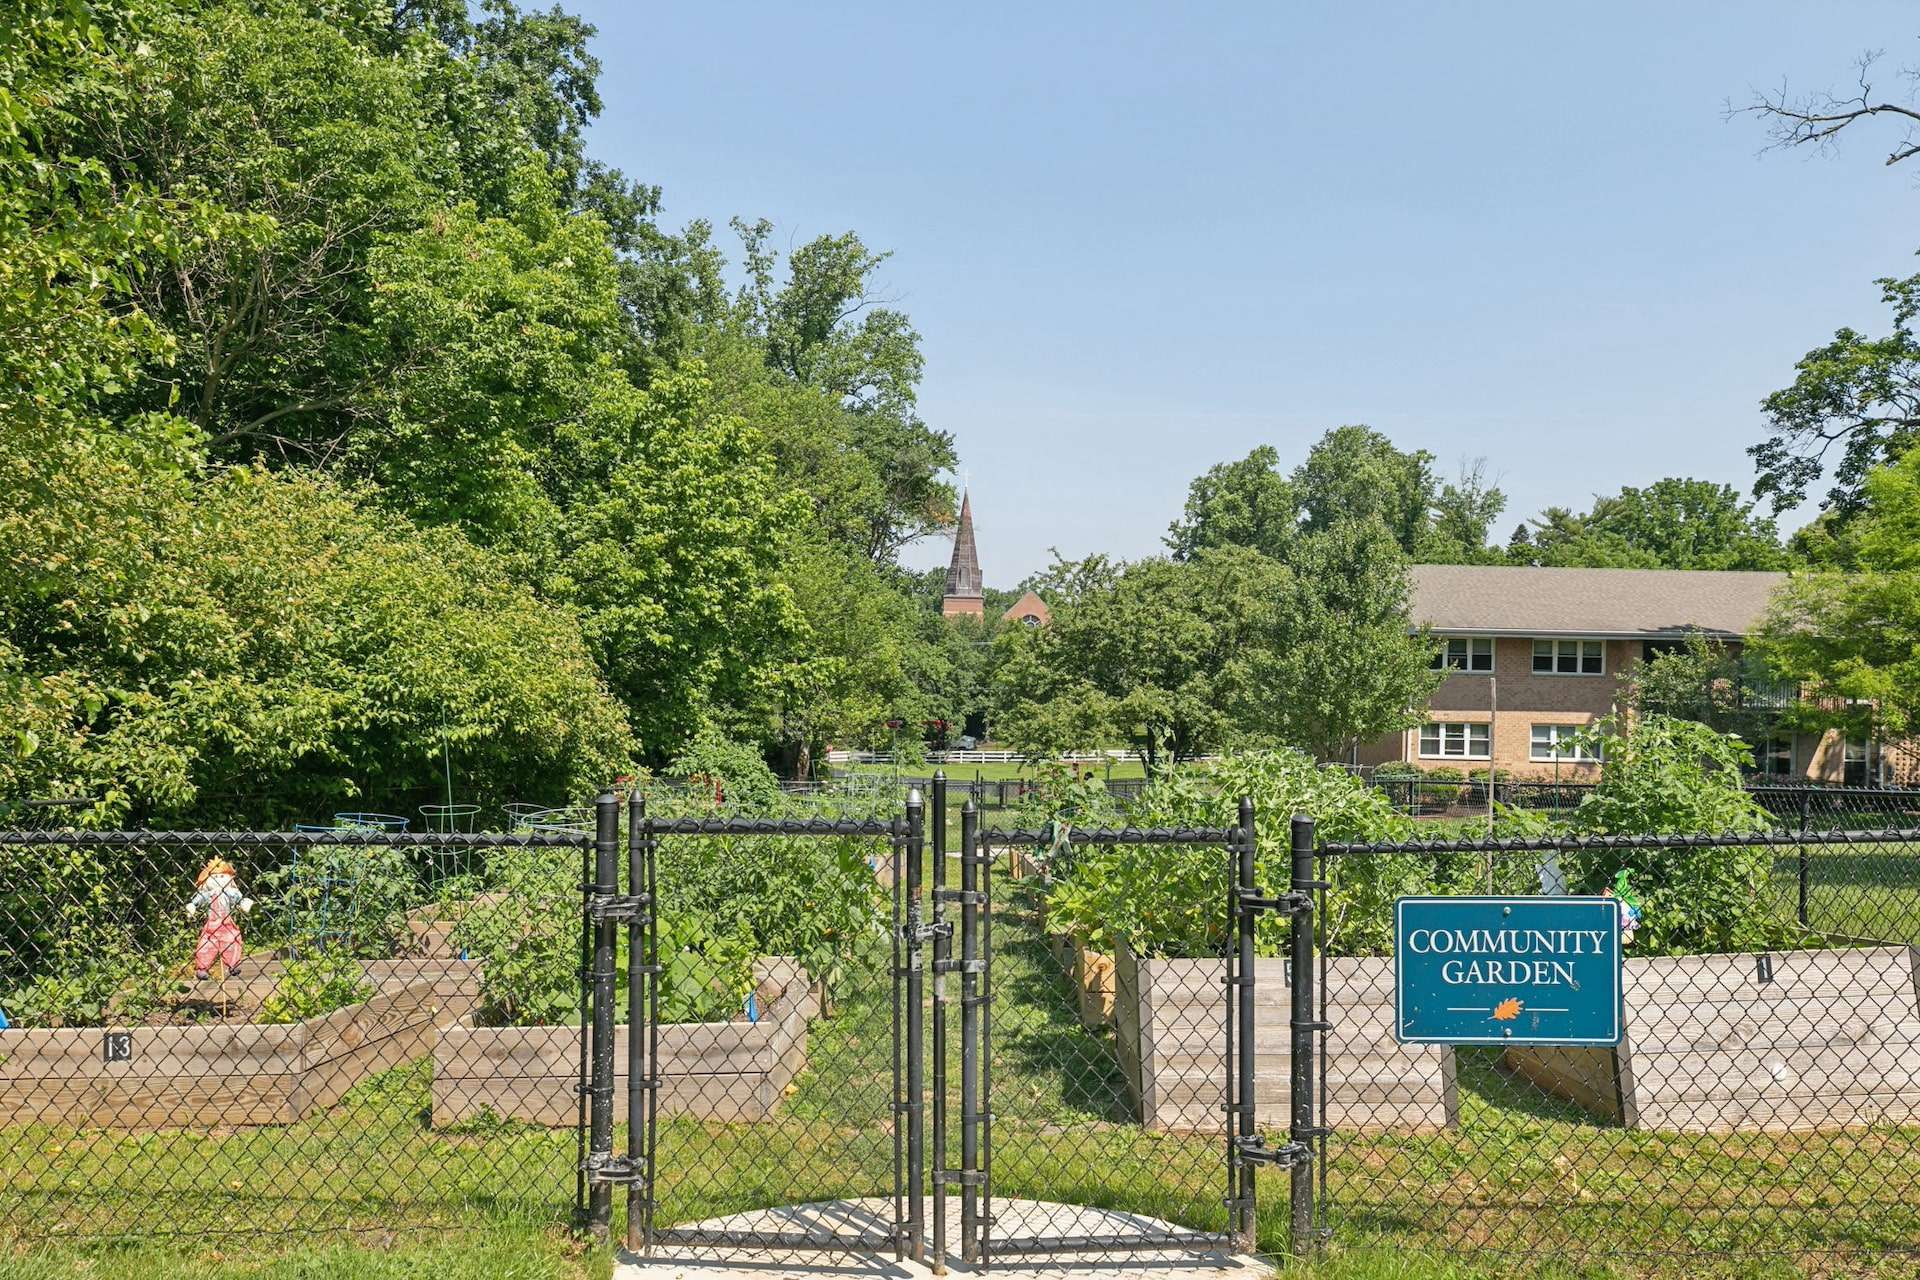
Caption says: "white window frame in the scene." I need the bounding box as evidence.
[1529,723,1602,762]
[1759,733,1795,778]
[1420,721,1491,759]
[1431,636,1494,673]
[1531,638,1605,676]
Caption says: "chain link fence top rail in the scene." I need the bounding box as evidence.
[1308,821,1920,1275]
[0,821,596,1242]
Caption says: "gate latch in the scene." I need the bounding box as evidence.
[1235,1136,1311,1170]
[583,1153,644,1185]
[911,920,954,943]
[1238,889,1315,913]
[588,894,651,924]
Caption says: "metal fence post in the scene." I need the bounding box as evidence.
[1233,798,1258,1251]
[587,791,619,1240]
[1798,789,1812,927]
[625,793,648,1253]
[930,773,949,1275]
[1289,812,1317,1260]
[959,799,981,1264]
[905,787,927,1264]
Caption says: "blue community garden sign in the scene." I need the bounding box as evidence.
[1394,896,1623,1046]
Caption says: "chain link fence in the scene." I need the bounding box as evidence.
[17,779,1920,1275]
[1309,823,1920,1275]
[0,820,595,1241]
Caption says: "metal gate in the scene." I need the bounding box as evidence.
[580,782,1312,1267]
[577,791,917,1256]
[937,785,1311,1268]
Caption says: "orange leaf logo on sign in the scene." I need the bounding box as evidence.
[1490,997,1524,1021]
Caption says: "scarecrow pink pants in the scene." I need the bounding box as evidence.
[194,917,243,973]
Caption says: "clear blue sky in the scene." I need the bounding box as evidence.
[571,1,1918,586]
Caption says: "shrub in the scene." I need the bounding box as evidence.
[667,728,781,810]
[656,915,757,1024]
[653,789,888,997]
[1420,766,1468,805]
[1044,749,1455,959]
[1564,716,1786,954]
[0,924,179,1028]
[254,843,426,960]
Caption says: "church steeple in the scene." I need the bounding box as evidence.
[942,490,984,619]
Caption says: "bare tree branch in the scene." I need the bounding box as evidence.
[1733,49,1920,167]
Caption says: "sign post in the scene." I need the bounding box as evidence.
[1395,896,1622,1046]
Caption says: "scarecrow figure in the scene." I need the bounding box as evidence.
[186,857,254,979]
[1609,868,1643,948]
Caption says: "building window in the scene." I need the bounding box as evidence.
[1758,734,1795,778]
[1431,637,1494,672]
[1530,724,1601,762]
[1532,638,1604,675]
[1845,738,1873,787]
[1420,722,1490,759]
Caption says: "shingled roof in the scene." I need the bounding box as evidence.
[1409,565,1789,638]
[944,491,982,599]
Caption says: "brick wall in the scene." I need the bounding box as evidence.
[1362,637,1634,780]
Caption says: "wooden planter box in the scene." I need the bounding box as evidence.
[431,958,817,1127]
[1073,939,1116,1030]
[1114,944,1457,1132]
[1505,945,1920,1133]
[0,975,440,1129]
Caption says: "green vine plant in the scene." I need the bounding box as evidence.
[258,952,372,1024]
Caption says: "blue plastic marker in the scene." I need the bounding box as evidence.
[745,993,760,1024]
[0,1007,10,1030]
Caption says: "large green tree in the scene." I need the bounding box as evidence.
[1241,521,1441,760]
[1755,449,1920,745]
[1507,478,1788,570]
[1165,445,1298,561]
[995,526,1437,771]
[1739,52,1920,517]
[1167,430,1506,564]
[2,0,974,819]
[992,548,1285,773]
[713,217,959,563]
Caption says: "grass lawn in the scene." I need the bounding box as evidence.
[1,1229,604,1279]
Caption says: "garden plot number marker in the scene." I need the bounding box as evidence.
[1395,896,1622,1046]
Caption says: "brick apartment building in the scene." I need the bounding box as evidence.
[1355,565,1886,784]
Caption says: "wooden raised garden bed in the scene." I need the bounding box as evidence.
[1114,944,1457,1132]
[1073,939,1116,1030]
[0,969,442,1128]
[1504,945,1920,1132]
[431,958,816,1127]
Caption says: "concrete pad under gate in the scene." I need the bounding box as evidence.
[616,1198,1272,1280]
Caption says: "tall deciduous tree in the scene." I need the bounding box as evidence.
[1756,449,1920,745]
[1750,273,1920,518]
[1168,431,1506,565]
[1166,446,1297,561]
[1508,478,1788,570]
[1737,50,1920,517]
[996,526,1438,770]
[722,217,958,562]
[1242,521,1441,760]
[992,548,1285,773]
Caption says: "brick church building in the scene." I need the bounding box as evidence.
[941,491,1051,627]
